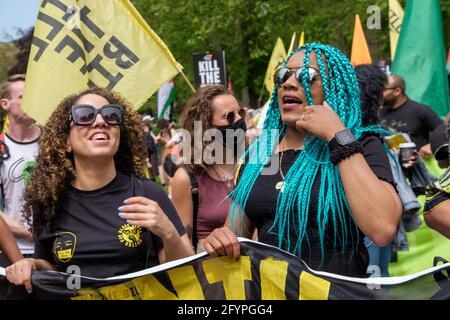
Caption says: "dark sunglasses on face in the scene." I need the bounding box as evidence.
[274,66,321,88]
[69,104,124,126]
[224,108,246,124]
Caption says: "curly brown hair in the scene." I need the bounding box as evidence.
[180,85,233,174]
[23,88,147,233]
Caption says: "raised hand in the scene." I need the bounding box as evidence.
[295,101,346,141]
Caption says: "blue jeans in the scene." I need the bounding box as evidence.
[364,237,391,277]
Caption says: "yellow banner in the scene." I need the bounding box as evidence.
[389,0,404,60]
[23,0,182,125]
[264,38,286,94]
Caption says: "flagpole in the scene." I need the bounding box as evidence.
[177,67,196,92]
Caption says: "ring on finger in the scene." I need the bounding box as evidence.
[300,114,305,121]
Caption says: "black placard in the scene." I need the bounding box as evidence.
[192,51,227,88]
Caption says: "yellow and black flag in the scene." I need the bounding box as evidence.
[287,31,304,55]
[23,0,182,125]
[1,239,449,300]
[389,0,404,61]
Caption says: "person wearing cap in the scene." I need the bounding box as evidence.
[424,122,450,239]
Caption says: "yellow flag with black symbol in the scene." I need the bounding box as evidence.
[4,239,449,300]
[388,0,404,61]
[287,31,304,55]
[22,0,182,125]
[264,37,286,94]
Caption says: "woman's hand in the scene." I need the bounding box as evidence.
[203,226,241,260]
[6,258,37,293]
[295,101,346,141]
[119,196,176,240]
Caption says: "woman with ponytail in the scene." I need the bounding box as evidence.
[203,44,402,277]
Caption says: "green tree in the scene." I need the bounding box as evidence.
[0,43,17,82]
[132,0,448,114]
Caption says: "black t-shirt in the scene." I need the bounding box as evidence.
[34,172,185,278]
[241,135,394,277]
[378,98,443,149]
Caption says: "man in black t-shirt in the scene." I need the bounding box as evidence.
[379,74,443,158]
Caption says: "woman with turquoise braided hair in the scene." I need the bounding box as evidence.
[203,43,402,277]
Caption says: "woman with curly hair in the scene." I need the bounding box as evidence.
[203,44,402,277]
[171,85,247,252]
[6,88,193,293]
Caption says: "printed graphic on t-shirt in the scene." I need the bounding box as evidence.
[22,160,36,185]
[53,232,77,263]
[118,224,143,248]
[379,119,409,133]
[7,158,27,183]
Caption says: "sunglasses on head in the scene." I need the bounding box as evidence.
[274,66,321,88]
[69,104,124,126]
[224,108,246,124]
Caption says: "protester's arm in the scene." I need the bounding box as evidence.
[0,216,23,263]
[424,201,450,239]
[157,234,193,264]
[171,168,195,243]
[420,107,444,158]
[296,102,402,246]
[0,212,32,240]
[423,106,444,132]
[336,155,402,245]
[202,205,255,260]
[6,258,56,293]
[419,143,433,158]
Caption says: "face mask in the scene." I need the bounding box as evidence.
[216,118,247,157]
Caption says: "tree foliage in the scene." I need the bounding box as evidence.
[0,43,17,81]
[132,0,417,111]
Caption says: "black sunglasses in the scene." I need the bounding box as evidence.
[274,66,321,88]
[224,108,246,124]
[69,104,124,126]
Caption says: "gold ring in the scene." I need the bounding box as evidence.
[300,114,305,121]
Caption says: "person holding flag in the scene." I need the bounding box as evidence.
[5,88,193,293]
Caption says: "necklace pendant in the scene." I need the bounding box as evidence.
[275,181,285,192]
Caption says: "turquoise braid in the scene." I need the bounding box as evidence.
[230,43,382,261]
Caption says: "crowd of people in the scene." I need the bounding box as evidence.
[0,43,449,298]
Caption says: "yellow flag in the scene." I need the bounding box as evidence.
[388,0,404,61]
[350,14,372,66]
[287,31,305,54]
[298,31,305,47]
[287,32,297,55]
[23,0,182,125]
[2,115,8,133]
[264,38,286,94]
